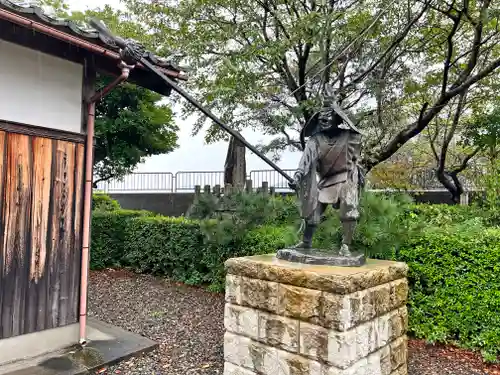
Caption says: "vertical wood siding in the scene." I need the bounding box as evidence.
[0,131,85,339]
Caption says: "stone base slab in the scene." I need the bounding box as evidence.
[276,248,366,267]
[224,255,409,375]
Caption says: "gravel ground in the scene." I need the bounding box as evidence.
[88,270,499,375]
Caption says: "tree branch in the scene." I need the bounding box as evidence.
[438,91,467,173]
[441,12,462,97]
[368,54,500,171]
[452,145,482,174]
[451,0,491,88]
[343,2,430,92]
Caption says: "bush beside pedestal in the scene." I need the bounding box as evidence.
[223,254,409,375]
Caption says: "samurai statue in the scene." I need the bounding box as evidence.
[288,94,365,257]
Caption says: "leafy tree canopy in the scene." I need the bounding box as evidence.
[122,0,500,172]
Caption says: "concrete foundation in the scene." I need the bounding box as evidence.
[0,318,157,375]
[223,254,409,375]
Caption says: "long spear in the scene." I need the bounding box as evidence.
[89,18,294,184]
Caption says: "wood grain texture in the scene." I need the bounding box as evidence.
[29,137,53,333]
[57,140,76,327]
[69,143,85,324]
[0,131,6,333]
[0,132,85,339]
[2,133,33,338]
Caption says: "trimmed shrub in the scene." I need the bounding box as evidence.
[398,221,500,361]
[92,193,121,212]
[90,210,297,290]
[199,224,298,291]
[91,209,154,269]
[125,216,206,282]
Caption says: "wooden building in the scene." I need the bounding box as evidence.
[0,0,184,364]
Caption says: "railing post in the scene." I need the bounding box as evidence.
[262,181,269,195]
[245,179,253,193]
[213,184,221,197]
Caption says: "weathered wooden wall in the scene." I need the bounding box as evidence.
[0,129,85,339]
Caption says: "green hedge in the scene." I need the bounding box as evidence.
[91,211,297,290]
[91,209,154,269]
[398,222,500,361]
[92,193,121,212]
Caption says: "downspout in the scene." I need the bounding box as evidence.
[79,62,133,345]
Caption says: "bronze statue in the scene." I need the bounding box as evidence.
[288,94,365,258]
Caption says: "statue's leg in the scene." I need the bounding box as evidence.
[294,203,326,249]
[339,178,360,256]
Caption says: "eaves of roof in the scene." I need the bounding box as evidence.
[0,0,184,76]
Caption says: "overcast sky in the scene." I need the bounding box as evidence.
[66,0,301,176]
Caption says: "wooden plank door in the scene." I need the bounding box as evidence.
[0,131,85,339]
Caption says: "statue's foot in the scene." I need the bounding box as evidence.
[339,244,352,257]
[291,241,312,249]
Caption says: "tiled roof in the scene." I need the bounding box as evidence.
[0,0,182,73]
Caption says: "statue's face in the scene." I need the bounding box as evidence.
[317,107,332,128]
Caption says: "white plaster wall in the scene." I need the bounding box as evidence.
[0,39,83,133]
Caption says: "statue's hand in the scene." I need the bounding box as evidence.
[289,172,303,191]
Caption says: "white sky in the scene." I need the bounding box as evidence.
[67,0,301,174]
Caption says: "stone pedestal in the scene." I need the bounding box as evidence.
[223,254,409,375]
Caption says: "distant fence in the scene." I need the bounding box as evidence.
[96,172,175,192]
[95,170,296,193]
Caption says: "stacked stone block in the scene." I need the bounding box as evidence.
[223,255,409,375]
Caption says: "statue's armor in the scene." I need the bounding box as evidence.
[315,130,362,189]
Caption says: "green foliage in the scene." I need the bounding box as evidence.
[90,209,297,290]
[93,75,179,183]
[187,191,300,251]
[125,216,206,283]
[187,191,300,226]
[407,203,481,226]
[91,209,154,269]
[313,192,416,258]
[474,158,500,226]
[92,193,121,212]
[398,224,500,361]
[184,191,300,290]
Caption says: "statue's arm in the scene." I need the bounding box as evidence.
[294,138,318,182]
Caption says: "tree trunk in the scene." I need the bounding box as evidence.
[436,170,463,204]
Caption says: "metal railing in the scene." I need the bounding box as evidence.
[95,169,296,193]
[93,169,479,195]
[175,171,225,191]
[249,169,296,191]
[95,172,175,192]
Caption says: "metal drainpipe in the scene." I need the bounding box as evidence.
[79,63,133,345]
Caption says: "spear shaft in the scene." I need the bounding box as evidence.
[140,58,294,184]
[88,17,293,184]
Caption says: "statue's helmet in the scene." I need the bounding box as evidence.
[299,95,363,149]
